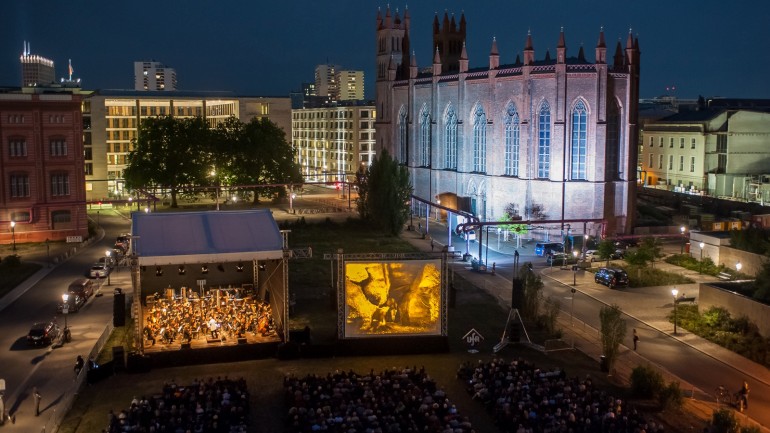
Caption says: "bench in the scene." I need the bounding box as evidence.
[675,296,697,304]
[717,272,732,281]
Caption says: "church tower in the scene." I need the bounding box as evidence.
[432,11,466,73]
[375,6,410,157]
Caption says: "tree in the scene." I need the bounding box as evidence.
[597,239,616,267]
[638,237,664,268]
[518,263,544,320]
[498,203,528,245]
[752,260,770,303]
[356,149,412,235]
[599,304,626,374]
[124,116,210,208]
[228,118,303,204]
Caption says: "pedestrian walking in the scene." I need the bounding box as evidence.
[633,329,639,351]
[33,387,41,416]
[430,239,435,251]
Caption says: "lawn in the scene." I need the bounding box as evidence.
[0,260,41,298]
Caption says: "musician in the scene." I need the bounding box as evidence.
[208,317,219,339]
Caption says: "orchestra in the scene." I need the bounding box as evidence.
[142,287,275,349]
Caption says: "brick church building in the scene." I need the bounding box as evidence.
[374,7,640,237]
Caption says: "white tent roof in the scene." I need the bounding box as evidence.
[131,209,284,266]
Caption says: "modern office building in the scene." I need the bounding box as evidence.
[314,64,340,99]
[20,42,56,87]
[0,86,89,244]
[292,102,376,184]
[85,90,290,201]
[641,108,770,203]
[375,7,641,236]
[336,70,365,101]
[134,61,177,91]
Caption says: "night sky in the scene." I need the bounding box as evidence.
[1,0,768,100]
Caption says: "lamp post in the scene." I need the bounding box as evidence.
[10,221,16,252]
[699,242,705,274]
[106,250,112,286]
[736,262,742,280]
[671,288,679,334]
[62,293,70,342]
[46,238,50,267]
[210,169,220,211]
[680,226,686,254]
[570,287,576,326]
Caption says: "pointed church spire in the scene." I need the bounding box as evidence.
[410,50,418,78]
[595,26,607,64]
[489,37,500,69]
[433,12,440,34]
[459,12,466,33]
[459,41,469,73]
[385,5,392,28]
[524,30,535,65]
[613,40,624,66]
[376,7,383,30]
[626,27,634,49]
[450,14,457,32]
[578,44,586,62]
[515,54,521,66]
[433,45,441,64]
[433,46,442,76]
[544,49,552,62]
[557,26,566,64]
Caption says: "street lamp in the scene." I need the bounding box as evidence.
[671,288,679,334]
[46,238,50,267]
[680,226,686,254]
[736,262,742,280]
[570,287,576,326]
[62,293,70,342]
[10,221,16,252]
[698,242,705,274]
[210,169,220,211]
[106,250,112,285]
[572,251,579,285]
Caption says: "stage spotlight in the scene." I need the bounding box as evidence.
[178,265,186,275]
[155,266,163,276]
[258,263,266,271]
[201,264,209,274]
[236,263,244,272]
[217,264,225,272]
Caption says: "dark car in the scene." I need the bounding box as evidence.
[68,278,94,299]
[594,267,629,288]
[27,321,60,346]
[546,253,579,266]
[57,294,85,314]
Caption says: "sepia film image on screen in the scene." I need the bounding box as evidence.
[344,259,442,338]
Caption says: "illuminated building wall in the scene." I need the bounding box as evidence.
[134,61,177,91]
[336,70,365,101]
[291,104,376,183]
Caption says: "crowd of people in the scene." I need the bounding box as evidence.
[284,366,475,433]
[457,358,666,433]
[104,376,249,433]
[142,289,275,347]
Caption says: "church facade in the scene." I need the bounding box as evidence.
[374,7,641,236]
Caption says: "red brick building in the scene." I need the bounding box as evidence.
[1,88,88,245]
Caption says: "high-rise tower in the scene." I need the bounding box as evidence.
[20,42,55,87]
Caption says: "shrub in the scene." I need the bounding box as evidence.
[711,408,740,433]
[658,381,684,410]
[629,364,665,398]
[3,254,21,267]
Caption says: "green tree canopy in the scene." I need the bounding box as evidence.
[597,239,616,266]
[124,116,210,208]
[356,149,412,235]
[600,304,627,373]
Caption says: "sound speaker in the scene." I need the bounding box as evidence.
[113,293,126,327]
[511,278,524,310]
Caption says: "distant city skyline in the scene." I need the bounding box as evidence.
[1,1,768,99]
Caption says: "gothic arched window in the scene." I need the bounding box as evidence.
[607,102,621,180]
[445,107,458,169]
[504,104,520,176]
[570,100,588,179]
[473,105,487,173]
[398,107,408,163]
[419,108,431,167]
[537,102,551,178]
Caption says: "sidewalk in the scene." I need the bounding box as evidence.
[401,227,769,432]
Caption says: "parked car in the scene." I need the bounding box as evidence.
[584,250,599,262]
[611,249,625,259]
[89,264,110,278]
[464,230,477,242]
[97,256,116,269]
[57,294,85,313]
[594,267,629,288]
[68,278,95,299]
[546,253,579,266]
[27,321,60,346]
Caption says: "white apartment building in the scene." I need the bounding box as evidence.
[641,109,770,203]
[335,70,364,101]
[292,104,376,184]
[314,64,339,99]
[134,61,178,91]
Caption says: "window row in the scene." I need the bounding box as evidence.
[400,98,601,180]
[7,114,26,123]
[648,154,696,172]
[9,173,71,198]
[7,139,69,157]
[648,136,697,149]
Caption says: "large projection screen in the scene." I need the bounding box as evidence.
[343,259,442,338]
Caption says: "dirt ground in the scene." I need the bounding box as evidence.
[59,271,718,433]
